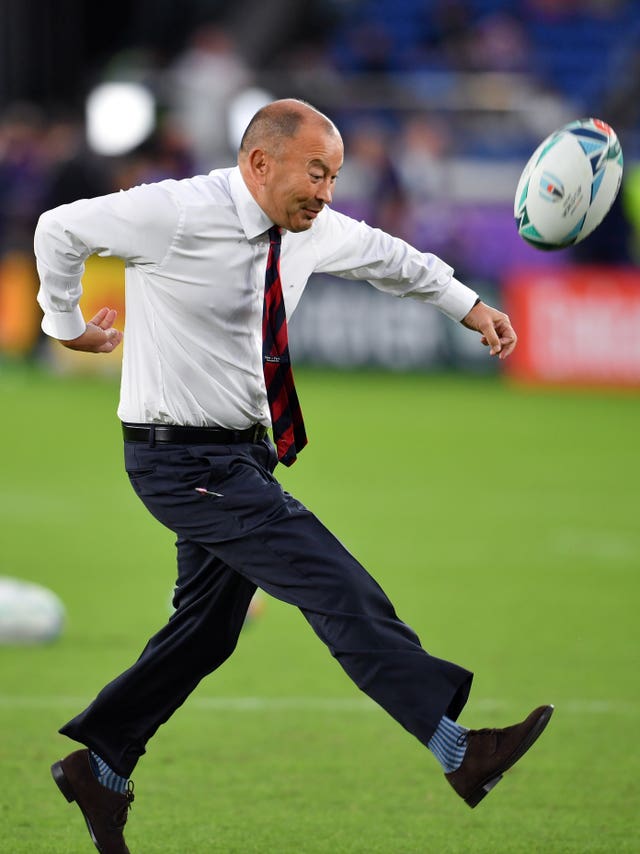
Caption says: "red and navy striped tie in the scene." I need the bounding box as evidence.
[263,225,307,466]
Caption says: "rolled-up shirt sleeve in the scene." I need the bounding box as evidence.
[312,209,478,322]
[34,183,182,340]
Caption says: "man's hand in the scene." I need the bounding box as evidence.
[60,307,124,354]
[461,301,517,360]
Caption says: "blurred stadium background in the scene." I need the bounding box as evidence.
[1,0,640,379]
[1,2,640,852]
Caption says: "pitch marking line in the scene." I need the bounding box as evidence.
[0,695,636,714]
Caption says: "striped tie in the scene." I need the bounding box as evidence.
[262,225,307,466]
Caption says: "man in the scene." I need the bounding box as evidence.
[35,99,552,854]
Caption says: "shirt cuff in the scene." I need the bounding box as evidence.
[431,277,479,322]
[41,306,86,341]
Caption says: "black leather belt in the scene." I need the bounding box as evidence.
[122,422,268,444]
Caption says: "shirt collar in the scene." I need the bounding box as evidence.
[228,166,273,240]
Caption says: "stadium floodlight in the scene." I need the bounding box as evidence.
[86,82,156,156]
[227,87,274,151]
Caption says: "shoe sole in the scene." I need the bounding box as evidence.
[51,761,102,852]
[465,704,554,808]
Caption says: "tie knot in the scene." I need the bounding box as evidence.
[268,225,281,245]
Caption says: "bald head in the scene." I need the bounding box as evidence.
[239,99,340,159]
[238,98,343,233]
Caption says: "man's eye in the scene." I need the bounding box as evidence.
[310,173,323,181]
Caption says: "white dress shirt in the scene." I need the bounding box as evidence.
[34,166,478,428]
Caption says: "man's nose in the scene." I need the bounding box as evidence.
[316,179,333,205]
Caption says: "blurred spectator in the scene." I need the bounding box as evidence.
[414,0,476,71]
[526,0,629,18]
[0,104,49,358]
[273,42,345,109]
[596,15,640,135]
[163,24,253,171]
[394,115,451,201]
[111,119,196,190]
[465,12,531,72]
[525,0,581,15]
[335,20,396,73]
[0,103,48,254]
[335,117,409,237]
[39,114,114,211]
[227,0,344,70]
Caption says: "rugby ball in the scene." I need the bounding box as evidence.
[0,576,65,644]
[514,118,623,250]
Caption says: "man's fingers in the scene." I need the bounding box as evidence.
[89,307,117,329]
[85,307,122,352]
[494,319,517,359]
[62,322,123,353]
[96,327,123,353]
[481,323,502,356]
[97,338,122,354]
[462,302,518,359]
[88,307,110,326]
[477,318,517,359]
[101,309,118,329]
[498,339,516,360]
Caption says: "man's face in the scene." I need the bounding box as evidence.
[261,124,344,233]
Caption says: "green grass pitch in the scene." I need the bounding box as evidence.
[1,361,639,853]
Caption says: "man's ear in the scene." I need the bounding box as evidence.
[247,148,269,186]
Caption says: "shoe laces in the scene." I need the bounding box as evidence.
[457,727,501,747]
[113,780,135,828]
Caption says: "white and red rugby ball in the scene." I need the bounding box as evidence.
[514,117,623,250]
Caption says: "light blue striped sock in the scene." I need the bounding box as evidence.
[89,751,129,794]
[428,715,469,772]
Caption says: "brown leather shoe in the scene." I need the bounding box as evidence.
[445,704,554,808]
[51,749,134,853]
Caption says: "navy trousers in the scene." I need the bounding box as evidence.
[61,437,472,777]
